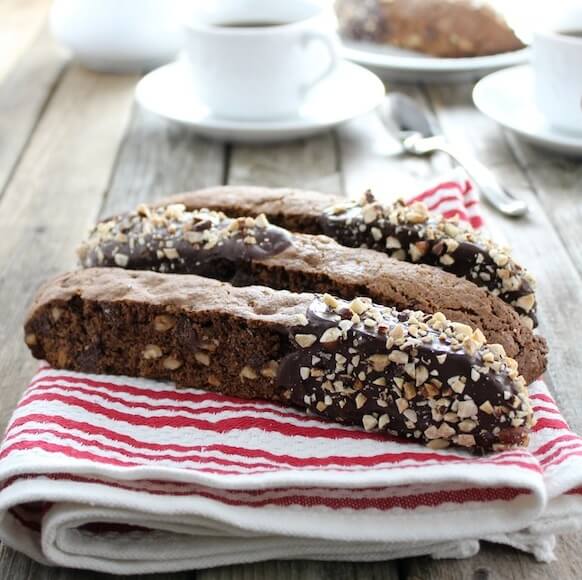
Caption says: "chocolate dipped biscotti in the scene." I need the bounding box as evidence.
[77,202,547,384]
[24,268,533,452]
[163,187,538,328]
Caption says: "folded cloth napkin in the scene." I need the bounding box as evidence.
[1,177,581,575]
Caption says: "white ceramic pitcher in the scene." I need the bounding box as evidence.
[50,0,190,73]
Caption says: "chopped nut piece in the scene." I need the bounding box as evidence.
[396,397,409,413]
[369,354,390,371]
[194,352,210,366]
[349,297,368,315]
[163,248,179,260]
[153,314,176,332]
[51,307,63,322]
[355,393,367,409]
[403,409,417,423]
[404,382,417,400]
[142,344,162,360]
[415,365,429,387]
[388,350,408,364]
[458,420,477,433]
[260,360,279,378]
[362,415,378,431]
[207,374,220,387]
[163,356,183,370]
[254,213,269,228]
[320,327,342,344]
[323,293,339,309]
[295,334,317,348]
[114,253,129,267]
[455,434,476,448]
[479,400,494,415]
[457,400,478,419]
[427,439,450,450]
[240,366,258,380]
[25,333,37,346]
[378,414,390,429]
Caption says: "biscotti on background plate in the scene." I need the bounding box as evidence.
[24,186,549,453]
[24,268,533,453]
[77,198,546,384]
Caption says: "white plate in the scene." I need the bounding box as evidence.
[342,39,529,83]
[473,65,582,157]
[135,60,385,143]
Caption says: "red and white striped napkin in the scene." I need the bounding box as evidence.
[1,178,581,575]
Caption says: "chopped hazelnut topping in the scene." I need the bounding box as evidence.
[362,415,378,431]
[142,344,162,360]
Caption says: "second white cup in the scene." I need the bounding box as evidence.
[533,8,582,134]
[183,0,340,121]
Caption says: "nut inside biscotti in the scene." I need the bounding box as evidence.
[77,202,547,384]
[25,268,533,453]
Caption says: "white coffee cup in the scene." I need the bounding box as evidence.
[533,8,582,134]
[183,0,340,121]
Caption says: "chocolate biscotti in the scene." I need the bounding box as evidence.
[24,268,533,452]
[77,202,546,383]
[163,187,538,328]
[335,0,524,58]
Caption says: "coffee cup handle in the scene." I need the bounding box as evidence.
[300,31,339,93]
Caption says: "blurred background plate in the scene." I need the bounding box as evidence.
[135,59,385,143]
[342,40,529,83]
[473,65,582,157]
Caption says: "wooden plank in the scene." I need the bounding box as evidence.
[0,65,136,434]
[99,106,225,218]
[197,560,399,580]
[227,133,342,193]
[0,28,68,199]
[0,0,52,83]
[503,131,582,278]
[0,543,195,580]
[404,533,582,580]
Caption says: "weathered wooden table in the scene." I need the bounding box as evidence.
[2,3,582,579]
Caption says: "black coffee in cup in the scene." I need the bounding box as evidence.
[559,29,582,38]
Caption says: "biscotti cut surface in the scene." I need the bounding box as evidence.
[167,186,538,328]
[78,202,547,384]
[24,268,533,452]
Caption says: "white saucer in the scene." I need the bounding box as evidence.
[342,39,529,83]
[135,60,385,143]
[473,65,582,156]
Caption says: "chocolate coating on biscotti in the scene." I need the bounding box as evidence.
[78,204,292,277]
[24,268,533,452]
[78,201,547,384]
[281,293,532,451]
[166,187,538,328]
[320,191,537,329]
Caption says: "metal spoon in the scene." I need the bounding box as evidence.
[380,93,529,218]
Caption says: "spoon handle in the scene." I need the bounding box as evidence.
[406,136,529,218]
